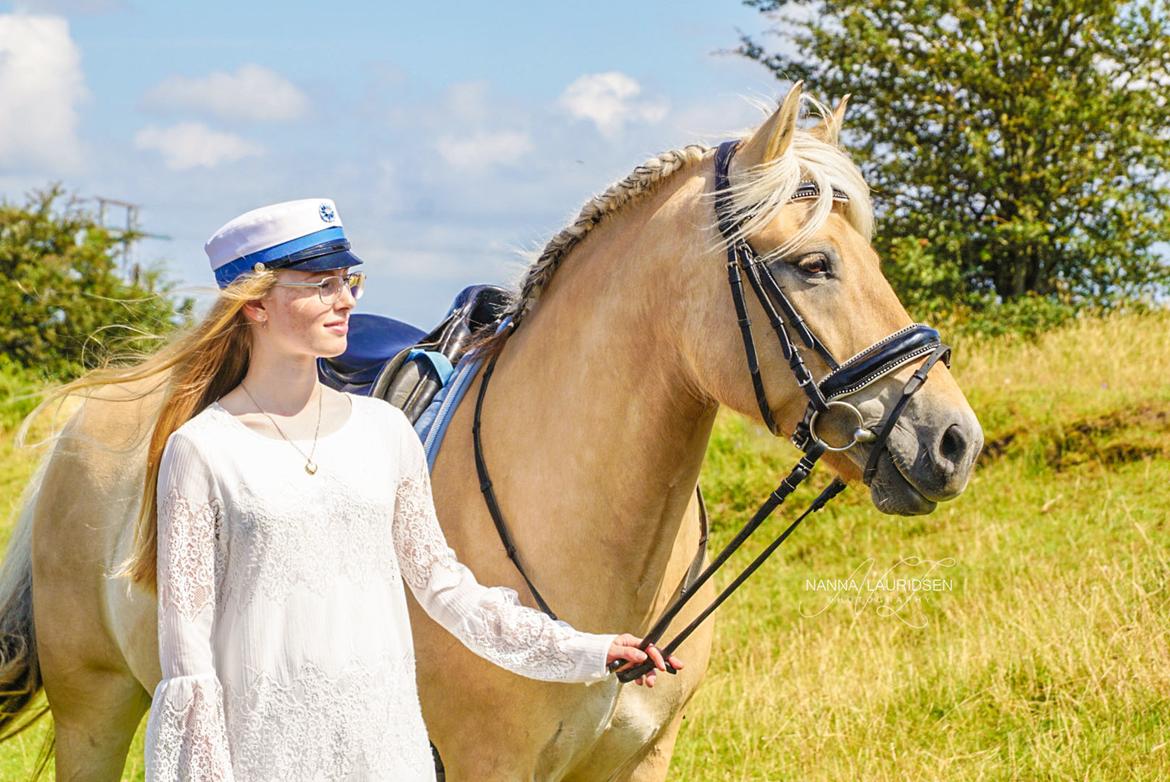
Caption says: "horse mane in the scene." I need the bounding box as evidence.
[505,143,711,329]
[470,97,874,359]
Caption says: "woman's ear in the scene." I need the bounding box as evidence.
[242,299,268,325]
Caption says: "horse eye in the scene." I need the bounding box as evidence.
[797,253,829,275]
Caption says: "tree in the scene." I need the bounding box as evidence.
[737,0,1170,318]
[0,186,191,380]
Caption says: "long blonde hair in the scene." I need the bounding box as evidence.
[16,270,278,591]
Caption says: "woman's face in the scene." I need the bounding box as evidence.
[247,266,357,359]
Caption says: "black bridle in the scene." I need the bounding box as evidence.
[471,139,952,683]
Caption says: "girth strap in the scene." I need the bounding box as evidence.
[472,348,559,619]
[471,344,711,622]
[684,484,711,592]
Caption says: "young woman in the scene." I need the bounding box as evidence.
[62,199,680,780]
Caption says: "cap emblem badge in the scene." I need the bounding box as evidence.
[319,203,335,222]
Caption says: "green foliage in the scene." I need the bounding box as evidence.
[0,186,192,381]
[883,232,1156,338]
[942,293,1087,339]
[0,355,43,431]
[738,0,1170,316]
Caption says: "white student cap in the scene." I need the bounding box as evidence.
[204,198,364,288]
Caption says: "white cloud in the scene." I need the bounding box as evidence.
[142,64,308,122]
[134,122,263,170]
[444,80,491,122]
[0,14,86,172]
[558,72,668,138]
[434,130,532,171]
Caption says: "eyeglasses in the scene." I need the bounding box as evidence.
[271,271,365,304]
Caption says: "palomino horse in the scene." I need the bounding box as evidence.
[0,82,982,780]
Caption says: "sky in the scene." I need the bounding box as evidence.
[0,0,798,327]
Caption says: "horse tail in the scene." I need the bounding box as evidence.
[0,448,54,776]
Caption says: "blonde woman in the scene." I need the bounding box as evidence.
[45,199,679,780]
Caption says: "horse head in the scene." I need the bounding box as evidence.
[682,82,982,515]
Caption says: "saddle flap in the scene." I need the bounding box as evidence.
[372,284,511,420]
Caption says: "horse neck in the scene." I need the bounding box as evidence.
[484,173,717,625]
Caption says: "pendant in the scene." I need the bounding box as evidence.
[305,461,318,475]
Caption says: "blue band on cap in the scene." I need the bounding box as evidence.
[215,226,347,287]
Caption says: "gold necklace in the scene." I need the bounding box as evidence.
[239,382,323,475]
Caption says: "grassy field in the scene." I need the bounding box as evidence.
[1,312,1168,780]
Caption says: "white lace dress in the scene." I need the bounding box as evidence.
[143,394,616,781]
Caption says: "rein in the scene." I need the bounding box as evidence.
[471,139,952,684]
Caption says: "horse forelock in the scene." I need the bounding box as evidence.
[500,97,874,332]
[718,96,874,260]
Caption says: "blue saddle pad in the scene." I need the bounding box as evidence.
[413,316,512,469]
[329,313,426,379]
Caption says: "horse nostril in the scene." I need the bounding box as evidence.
[939,423,968,465]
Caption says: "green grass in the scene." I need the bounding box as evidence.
[1,312,1168,780]
[669,311,1170,780]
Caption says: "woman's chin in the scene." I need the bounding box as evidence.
[316,335,348,359]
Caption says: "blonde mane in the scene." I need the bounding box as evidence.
[489,96,874,341]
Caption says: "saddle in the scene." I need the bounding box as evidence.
[318,284,511,422]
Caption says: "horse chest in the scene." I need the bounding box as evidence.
[544,679,687,777]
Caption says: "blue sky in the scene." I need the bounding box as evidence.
[0,0,798,326]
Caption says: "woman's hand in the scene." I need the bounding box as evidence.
[606,633,685,687]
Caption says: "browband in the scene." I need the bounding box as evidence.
[791,181,850,203]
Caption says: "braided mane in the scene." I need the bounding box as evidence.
[506,144,711,330]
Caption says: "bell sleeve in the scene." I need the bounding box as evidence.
[390,413,616,683]
[144,431,235,781]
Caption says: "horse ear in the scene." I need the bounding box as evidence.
[811,94,850,146]
[736,80,803,170]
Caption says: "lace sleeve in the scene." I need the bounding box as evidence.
[144,432,235,781]
[391,416,616,683]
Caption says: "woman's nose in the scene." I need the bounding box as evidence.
[335,284,357,309]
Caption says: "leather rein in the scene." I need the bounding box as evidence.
[471,139,952,683]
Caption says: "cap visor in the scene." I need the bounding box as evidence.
[283,247,364,273]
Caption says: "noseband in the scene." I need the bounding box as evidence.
[471,140,954,683]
